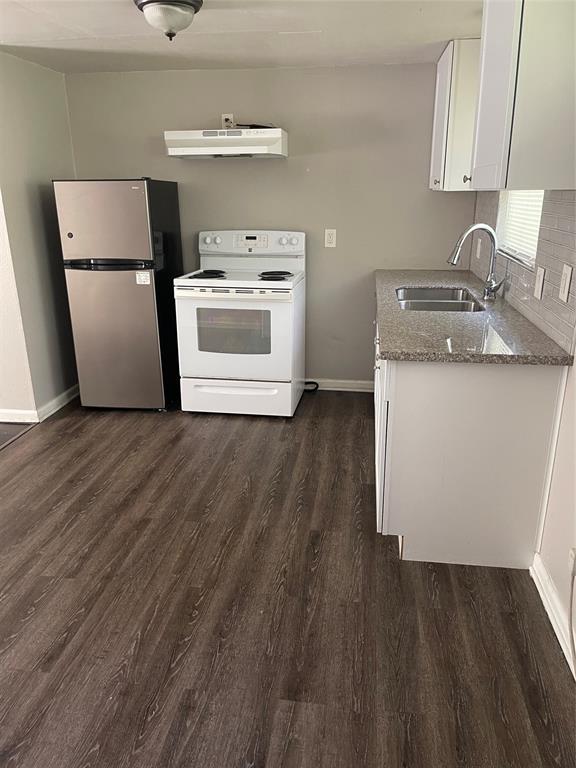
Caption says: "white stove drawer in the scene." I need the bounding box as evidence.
[180,378,298,417]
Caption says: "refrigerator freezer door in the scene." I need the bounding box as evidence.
[54,180,153,263]
[65,268,165,408]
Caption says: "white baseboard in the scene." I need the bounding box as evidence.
[36,384,79,422]
[315,379,374,393]
[530,553,575,678]
[0,384,78,424]
[0,407,39,423]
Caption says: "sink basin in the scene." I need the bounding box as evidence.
[396,286,484,313]
[398,299,484,312]
[397,287,476,301]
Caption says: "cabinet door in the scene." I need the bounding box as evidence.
[374,355,382,531]
[507,0,576,190]
[443,39,481,191]
[471,0,522,190]
[374,350,389,534]
[429,42,453,190]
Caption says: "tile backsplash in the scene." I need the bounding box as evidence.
[472,191,576,353]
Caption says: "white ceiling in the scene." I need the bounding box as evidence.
[0,0,482,73]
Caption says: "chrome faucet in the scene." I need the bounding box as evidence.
[447,223,505,300]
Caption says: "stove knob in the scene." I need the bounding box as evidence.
[203,236,212,244]
[214,236,222,245]
[289,237,299,246]
[279,236,288,246]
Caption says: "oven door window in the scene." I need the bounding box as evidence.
[197,308,272,355]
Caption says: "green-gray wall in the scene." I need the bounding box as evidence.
[66,64,475,383]
[0,52,76,416]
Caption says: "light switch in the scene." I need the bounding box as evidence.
[533,266,545,299]
[559,264,573,303]
[325,229,337,248]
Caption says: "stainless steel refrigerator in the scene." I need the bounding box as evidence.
[53,178,183,409]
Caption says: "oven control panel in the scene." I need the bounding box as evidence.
[199,230,305,255]
[234,233,269,249]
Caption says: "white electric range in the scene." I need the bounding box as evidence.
[174,230,306,417]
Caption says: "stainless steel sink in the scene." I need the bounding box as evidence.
[397,287,476,301]
[398,299,484,312]
[396,286,484,312]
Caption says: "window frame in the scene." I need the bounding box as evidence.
[496,189,544,272]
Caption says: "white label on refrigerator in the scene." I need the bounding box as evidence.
[136,272,151,285]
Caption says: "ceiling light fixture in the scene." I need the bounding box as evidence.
[134,0,203,41]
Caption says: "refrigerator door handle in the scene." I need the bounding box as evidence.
[64,259,154,271]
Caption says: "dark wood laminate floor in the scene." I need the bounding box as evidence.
[0,392,573,768]
[0,423,32,452]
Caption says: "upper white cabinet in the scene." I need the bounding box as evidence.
[470,0,521,190]
[429,39,480,192]
[429,42,453,190]
[472,0,576,190]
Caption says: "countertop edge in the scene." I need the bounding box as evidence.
[378,348,573,366]
[375,270,574,367]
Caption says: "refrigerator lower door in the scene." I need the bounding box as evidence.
[65,268,165,409]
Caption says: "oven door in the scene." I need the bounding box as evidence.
[175,287,293,381]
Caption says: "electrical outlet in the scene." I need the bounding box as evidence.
[559,264,573,303]
[534,266,545,299]
[221,113,234,129]
[475,237,482,260]
[325,229,337,248]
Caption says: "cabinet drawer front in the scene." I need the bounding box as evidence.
[181,377,295,417]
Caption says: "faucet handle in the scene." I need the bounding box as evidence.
[483,276,506,300]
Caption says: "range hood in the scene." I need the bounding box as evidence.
[164,128,288,159]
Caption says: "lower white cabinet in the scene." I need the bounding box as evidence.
[373,336,389,533]
[374,355,566,568]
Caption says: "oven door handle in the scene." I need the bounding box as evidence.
[174,288,292,302]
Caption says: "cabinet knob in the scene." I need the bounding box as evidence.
[433,179,440,185]
[463,174,472,183]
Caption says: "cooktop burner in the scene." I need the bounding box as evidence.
[259,270,294,281]
[192,269,226,279]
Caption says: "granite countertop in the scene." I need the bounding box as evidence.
[375,270,573,365]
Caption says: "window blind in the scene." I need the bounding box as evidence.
[496,190,544,263]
